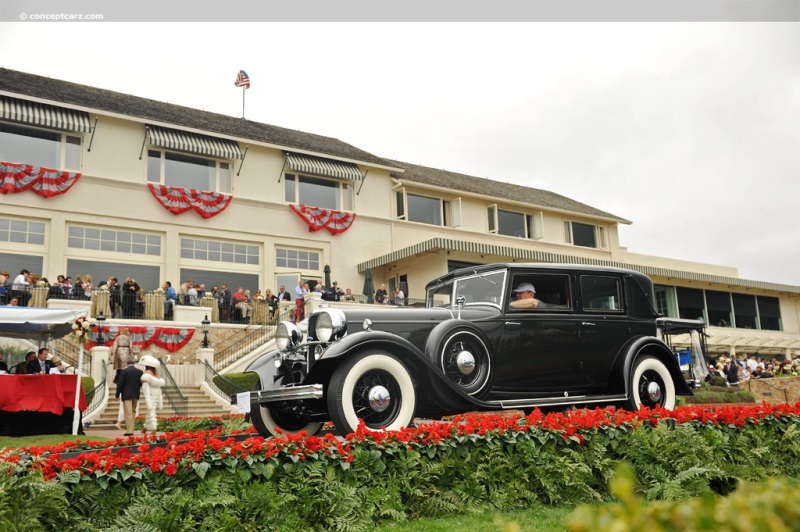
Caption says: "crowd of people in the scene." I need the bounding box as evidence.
[0,348,70,375]
[706,353,799,385]
[3,267,413,325]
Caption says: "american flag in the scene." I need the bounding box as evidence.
[235,70,250,89]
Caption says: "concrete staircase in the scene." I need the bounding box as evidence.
[90,385,234,427]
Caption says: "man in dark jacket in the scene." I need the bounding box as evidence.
[26,348,55,375]
[726,355,740,385]
[116,359,143,435]
[15,351,35,374]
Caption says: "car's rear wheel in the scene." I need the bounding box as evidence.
[250,379,323,438]
[327,351,416,435]
[626,355,676,410]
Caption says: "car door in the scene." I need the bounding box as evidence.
[576,274,635,391]
[495,272,581,393]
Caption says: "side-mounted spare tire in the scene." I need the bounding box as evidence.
[425,320,494,398]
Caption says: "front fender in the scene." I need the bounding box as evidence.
[245,350,281,391]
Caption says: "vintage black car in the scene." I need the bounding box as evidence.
[247,263,695,437]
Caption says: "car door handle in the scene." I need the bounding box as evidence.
[505,321,521,326]
[582,322,596,326]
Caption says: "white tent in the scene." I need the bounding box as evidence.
[0,307,85,339]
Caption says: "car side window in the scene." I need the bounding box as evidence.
[580,275,623,311]
[508,273,571,310]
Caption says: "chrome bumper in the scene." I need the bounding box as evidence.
[249,384,324,404]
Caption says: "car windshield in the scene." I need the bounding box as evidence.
[427,270,506,308]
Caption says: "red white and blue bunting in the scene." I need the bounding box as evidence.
[148,183,232,219]
[290,204,356,235]
[0,161,81,198]
[89,325,195,353]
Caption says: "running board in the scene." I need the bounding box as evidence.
[487,394,628,409]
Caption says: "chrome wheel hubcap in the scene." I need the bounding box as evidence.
[456,350,475,375]
[368,385,391,412]
[646,381,662,403]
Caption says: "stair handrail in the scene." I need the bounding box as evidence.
[156,359,188,416]
[213,320,281,369]
[51,336,92,370]
[83,362,108,418]
[203,360,247,403]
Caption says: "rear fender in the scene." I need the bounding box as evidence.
[612,336,693,396]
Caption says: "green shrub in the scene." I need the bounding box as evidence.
[81,376,95,403]
[213,372,258,395]
[567,463,800,531]
[684,381,756,404]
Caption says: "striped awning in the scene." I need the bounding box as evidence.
[357,237,800,294]
[285,152,362,180]
[147,125,243,160]
[0,95,91,133]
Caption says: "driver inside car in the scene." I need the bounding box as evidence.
[509,282,546,309]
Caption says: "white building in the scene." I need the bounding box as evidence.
[1,67,798,358]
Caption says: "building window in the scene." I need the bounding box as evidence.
[147,150,232,193]
[488,205,542,239]
[732,293,757,329]
[654,285,677,317]
[0,122,82,170]
[676,287,705,321]
[396,188,461,227]
[284,173,353,211]
[276,247,320,270]
[181,238,259,265]
[757,296,782,331]
[705,290,733,327]
[564,221,606,249]
[68,226,161,256]
[0,218,45,245]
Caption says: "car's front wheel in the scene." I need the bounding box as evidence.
[250,379,323,438]
[327,351,416,435]
[626,355,676,410]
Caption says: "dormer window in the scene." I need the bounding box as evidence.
[564,221,607,249]
[144,125,241,193]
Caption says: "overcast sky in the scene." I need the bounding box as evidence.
[1,23,798,285]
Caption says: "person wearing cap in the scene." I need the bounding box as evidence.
[510,282,544,309]
[139,355,165,435]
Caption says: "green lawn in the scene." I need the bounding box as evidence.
[0,433,111,450]
[376,505,574,531]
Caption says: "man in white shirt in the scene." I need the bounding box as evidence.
[11,269,31,306]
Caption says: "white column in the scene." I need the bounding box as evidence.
[90,346,110,384]
[195,347,215,383]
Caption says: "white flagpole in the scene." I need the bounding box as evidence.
[71,341,84,435]
[242,86,246,119]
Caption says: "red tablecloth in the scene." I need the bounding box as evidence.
[0,374,88,415]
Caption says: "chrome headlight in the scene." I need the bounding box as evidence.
[275,321,303,351]
[314,308,347,343]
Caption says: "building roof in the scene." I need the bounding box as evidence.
[1,67,625,222]
[0,68,391,168]
[357,237,800,294]
[388,159,629,223]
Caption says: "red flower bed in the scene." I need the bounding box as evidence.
[2,403,799,483]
